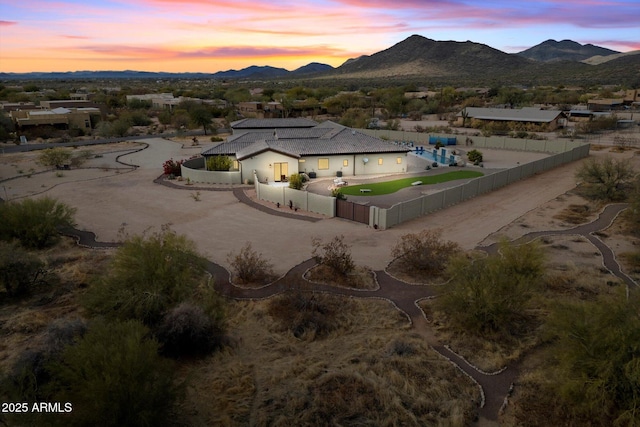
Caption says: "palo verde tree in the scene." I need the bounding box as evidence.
[436,240,545,338]
[576,156,636,201]
[49,319,178,427]
[83,226,220,328]
[543,290,640,426]
[0,197,76,249]
[37,147,73,169]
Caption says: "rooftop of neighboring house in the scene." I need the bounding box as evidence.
[459,107,566,123]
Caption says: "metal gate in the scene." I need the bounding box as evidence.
[336,199,370,225]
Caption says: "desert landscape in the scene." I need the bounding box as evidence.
[1,126,639,426]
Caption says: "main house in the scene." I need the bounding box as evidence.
[199,118,411,184]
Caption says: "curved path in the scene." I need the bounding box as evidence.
[58,201,636,423]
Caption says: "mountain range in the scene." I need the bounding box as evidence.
[1,36,638,85]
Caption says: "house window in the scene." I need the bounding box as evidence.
[396,157,402,164]
[318,158,329,170]
[298,159,306,163]
[343,159,348,167]
[378,158,383,165]
[232,160,239,170]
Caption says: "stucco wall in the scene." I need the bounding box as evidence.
[298,153,409,177]
[242,152,300,183]
[253,174,335,217]
[181,157,242,184]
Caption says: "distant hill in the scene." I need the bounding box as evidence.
[0,63,334,81]
[582,50,640,65]
[330,34,533,81]
[1,35,637,86]
[517,39,619,62]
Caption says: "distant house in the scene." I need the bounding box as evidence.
[10,107,102,130]
[237,101,283,119]
[457,107,567,130]
[200,119,411,183]
[587,99,624,112]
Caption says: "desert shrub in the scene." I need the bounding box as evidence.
[37,147,73,169]
[0,197,76,249]
[227,242,274,285]
[50,319,178,427]
[162,158,184,176]
[312,235,354,276]
[541,291,640,426]
[206,155,232,171]
[576,156,636,201]
[289,173,304,190]
[156,302,223,358]
[267,290,338,340]
[436,240,545,338]
[2,318,87,405]
[0,242,46,298]
[330,188,346,200]
[391,229,460,276]
[467,149,483,164]
[69,149,93,168]
[83,226,211,326]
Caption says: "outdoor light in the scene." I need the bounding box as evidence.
[363,157,369,164]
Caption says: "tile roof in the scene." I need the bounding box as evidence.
[230,117,318,129]
[202,120,410,159]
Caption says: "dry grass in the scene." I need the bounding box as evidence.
[304,264,377,290]
[552,203,595,224]
[177,297,478,426]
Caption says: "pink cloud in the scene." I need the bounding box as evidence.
[0,20,17,26]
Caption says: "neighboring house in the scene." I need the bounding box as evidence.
[1,102,37,112]
[10,107,101,130]
[457,107,567,130]
[587,99,625,112]
[201,120,411,183]
[40,100,106,115]
[237,101,283,118]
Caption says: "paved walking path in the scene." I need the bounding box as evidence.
[58,201,635,423]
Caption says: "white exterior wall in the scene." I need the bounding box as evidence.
[298,153,408,177]
[241,152,300,183]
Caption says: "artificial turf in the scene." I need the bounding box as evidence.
[339,170,484,196]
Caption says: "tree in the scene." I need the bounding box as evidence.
[50,319,178,427]
[37,147,72,169]
[312,235,355,276]
[576,156,636,201]
[436,240,545,337]
[189,106,213,135]
[83,226,210,326]
[391,229,460,276]
[544,291,640,426]
[0,197,76,249]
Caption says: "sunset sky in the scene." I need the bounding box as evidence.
[1,0,638,73]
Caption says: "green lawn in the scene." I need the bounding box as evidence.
[339,170,484,196]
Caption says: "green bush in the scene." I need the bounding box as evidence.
[544,291,640,426]
[436,240,544,337]
[83,227,219,328]
[0,242,45,298]
[0,197,76,249]
[50,319,178,427]
[576,156,636,201]
[206,155,232,171]
[37,147,72,168]
[288,173,304,190]
[467,149,483,164]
